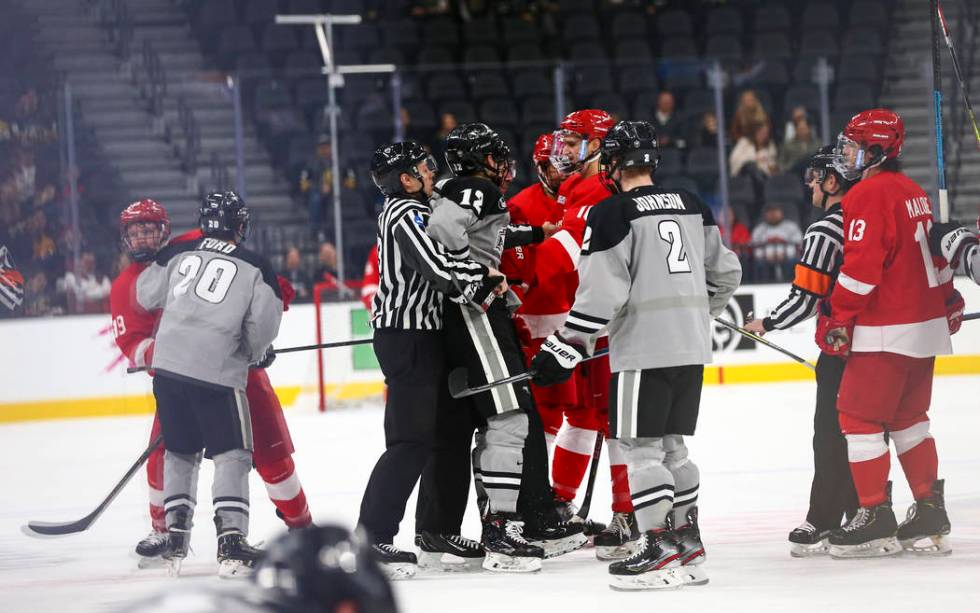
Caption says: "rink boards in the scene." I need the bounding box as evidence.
[1,280,978,423]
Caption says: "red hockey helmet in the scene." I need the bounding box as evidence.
[533,132,562,195]
[120,199,170,262]
[532,132,553,164]
[551,109,614,175]
[832,108,905,181]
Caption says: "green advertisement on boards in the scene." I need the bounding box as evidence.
[350,308,379,370]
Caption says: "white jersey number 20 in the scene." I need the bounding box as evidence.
[658,220,692,273]
[173,255,239,304]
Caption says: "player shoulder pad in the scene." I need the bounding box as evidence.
[231,245,283,299]
[153,238,200,266]
[435,176,505,218]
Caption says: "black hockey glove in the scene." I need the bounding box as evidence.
[253,346,276,369]
[530,333,587,386]
[451,275,505,311]
[928,222,978,268]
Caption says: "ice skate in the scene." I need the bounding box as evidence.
[594,512,640,560]
[670,507,708,586]
[415,531,484,572]
[788,521,832,558]
[134,530,169,568]
[525,516,588,559]
[829,494,901,559]
[162,528,190,577]
[554,498,606,537]
[897,480,952,556]
[481,513,544,573]
[216,532,262,578]
[608,529,685,591]
[371,543,418,580]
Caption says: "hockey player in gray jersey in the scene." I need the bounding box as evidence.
[531,121,742,590]
[136,191,283,577]
[929,217,979,287]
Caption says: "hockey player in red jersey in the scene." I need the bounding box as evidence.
[818,109,957,558]
[112,200,313,565]
[361,245,379,311]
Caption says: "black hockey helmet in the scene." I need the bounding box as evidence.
[600,120,660,192]
[444,122,514,186]
[370,141,436,197]
[804,145,855,205]
[253,525,398,613]
[199,190,250,243]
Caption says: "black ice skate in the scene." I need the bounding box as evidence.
[525,515,588,559]
[481,513,545,573]
[594,512,640,560]
[788,521,832,558]
[670,507,708,586]
[554,498,606,537]
[897,479,952,556]
[828,486,901,559]
[216,532,262,578]
[415,531,484,572]
[134,530,169,568]
[608,528,685,591]
[372,543,418,580]
[162,528,190,577]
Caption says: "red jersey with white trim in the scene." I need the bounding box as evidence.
[109,229,205,368]
[361,246,379,311]
[830,170,953,357]
[502,183,571,339]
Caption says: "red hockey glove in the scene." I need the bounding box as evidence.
[530,333,587,386]
[816,317,853,356]
[946,289,965,335]
[277,275,296,311]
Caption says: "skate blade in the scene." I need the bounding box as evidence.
[671,564,709,586]
[217,559,255,579]
[417,550,484,572]
[790,540,829,558]
[531,533,588,559]
[609,567,686,591]
[829,537,902,559]
[166,558,184,577]
[900,535,952,556]
[137,555,168,569]
[482,552,542,573]
[595,541,639,561]
[380,562,417,580]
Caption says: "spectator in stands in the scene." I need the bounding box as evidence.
[782,105,817,143]
[299,135,336,240]
[431,112,458,169]
[730,120,778,179]
[778,114,816,175]
[22,269,63,317]
[26,209,59,278]
[750,202,802,282]
[314,241,339,285]
[652,91,685,149]
[692,111,720,148]
[57,250,110,314]
[731,89,769,142]
[282,246,312,303]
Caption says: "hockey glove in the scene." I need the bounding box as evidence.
[816,318,853,356]
[253,346,276,369]
[452,275,505,311]
[530,333,587,387]
[277,275,296,311]
[946,289,965,335]
[928,222,978,268]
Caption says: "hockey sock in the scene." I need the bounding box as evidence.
[843,431,890,507]
[606,438,633,513]
[163,450,200,530]
[256,456,312,529]
[664,435,699,527]
[551,424,596,501]
[622,437,674,531]
[147,442,167,532]
[479,412,527,514]
[212,449,252,537]
[891,420,938,500]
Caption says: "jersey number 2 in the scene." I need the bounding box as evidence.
[658,220,692,273]
[174,255,239,303]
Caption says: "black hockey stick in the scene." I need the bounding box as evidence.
[126,337,374,373]
[937,1,980,150]
[965,311,980,322]
[448,348,611,399]
[575,431,604,521]
[23,435,164,537]
[714,317,816,371]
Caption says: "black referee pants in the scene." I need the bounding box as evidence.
[806,353,859,530]
[358,329,445,544]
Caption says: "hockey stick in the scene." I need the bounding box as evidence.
[448,348,611,399]
[23,435,164,537]
[575,431,604,521]
[126,337,374,373]
[937,1,980,150]
[714,317,816,371]
[931,0,951,222]
[965,311,980,322]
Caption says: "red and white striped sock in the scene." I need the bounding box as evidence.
[256,456,312,529]
[551,424,598,502]
[607,438,633,513]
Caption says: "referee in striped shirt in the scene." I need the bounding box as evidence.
[744,146,859,557]
[357,141,504,573]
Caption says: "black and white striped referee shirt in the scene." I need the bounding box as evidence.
[763,204,845,331]
[372,196,488,330]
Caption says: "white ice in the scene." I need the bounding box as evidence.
[1,377,979,613]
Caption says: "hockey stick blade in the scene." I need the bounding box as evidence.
[576,431,604,520]
[448,348,610,399]
[23,435,163,537]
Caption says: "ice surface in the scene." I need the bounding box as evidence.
[1,377,978,612]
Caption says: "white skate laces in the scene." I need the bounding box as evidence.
[448,534,480,549]
[505,521,530,545]
[624,534,649,562]
[609,513,631,536]
[376,543,400,554]
[842,508,871,532]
